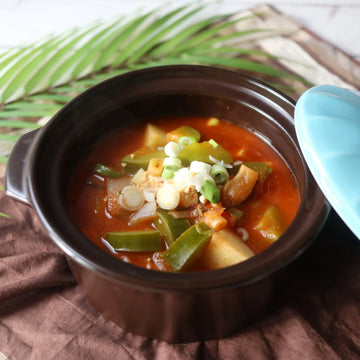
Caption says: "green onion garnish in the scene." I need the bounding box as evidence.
[209,139,218,148]
[178,136,196,150]
[210,164,229,184]
[200,179,221,203]
[162,165,180,180]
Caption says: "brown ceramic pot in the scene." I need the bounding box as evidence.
[5,65,329,342]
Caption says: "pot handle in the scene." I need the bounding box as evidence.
[5,129,40,205]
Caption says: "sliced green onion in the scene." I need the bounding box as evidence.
[164,142,181,157]
[94,163,124,178]
[162,165,180,180]
[163,157,181,168]
[157,187,180,209]
[200,179,221,203]
[119,186,145,211]
[209,139,218,148]
[189,160,211,174]
[210,164,229,184]
[168,126,201,143]
[178,136,196,150]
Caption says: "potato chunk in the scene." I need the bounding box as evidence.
[199,229,254,270]
[144,124,167,147]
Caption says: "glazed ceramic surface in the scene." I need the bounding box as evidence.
[295,85,360,240]
[5,66,329,342]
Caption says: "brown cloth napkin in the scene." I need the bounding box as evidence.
[1,4,360,360]
[1,165,360,359]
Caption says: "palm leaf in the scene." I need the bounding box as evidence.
[129,54,296,80]
[92,9,157,71]
[112,6,189,66]
[0,211,12,218]
[0,134,21,142]
[47,23,106,87]
[0,120,41,129]
[0,4,308,164]
[24,25,100,95]
[26,93,73,103]
[149,14,226,57]
[2,34,73,103]
[163,15,255,56]
[70,17,125,78]
[127,5,206,64]
[0,45,32,74]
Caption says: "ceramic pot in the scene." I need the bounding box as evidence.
[5,65,329,342]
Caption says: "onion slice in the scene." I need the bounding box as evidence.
[129,201,157,225]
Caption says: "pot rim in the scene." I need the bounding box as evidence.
[25,65,329,292]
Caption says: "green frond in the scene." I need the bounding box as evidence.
[26,93,73,103]
[149,14,227,57]
[92,9,157,72]
[0,3,309,164]
[0,109,56,118]
[127,5,206,64]
[22,30,79,95]
[189,29,270,50]
[0,133,21,142]
[4,101,63,110]
[70,17,125,79]
[0,45,32,74]
[163,15,256,56]
[111,6,189,66]
[1,35,75,103]
[0,212,12,218]
[51,85,88,94]
[188,46,278,57]
[128,54,292,79]
[0,120,41,129]
[47,23,106,87]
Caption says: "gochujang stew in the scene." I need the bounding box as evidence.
[67,116,300,272]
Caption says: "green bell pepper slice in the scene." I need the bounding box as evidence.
[93,163,124,178]
[243,162,273,183]
[154,208,190,246]
[255,204,286,242]
[168,126,201,143]
[178,141,233,166]
[121,148,166,174]
[161,222,213,271]
[106,230,163,252]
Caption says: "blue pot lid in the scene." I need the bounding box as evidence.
[295,85,360,240]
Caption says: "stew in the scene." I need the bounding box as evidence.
[67,116,300,272]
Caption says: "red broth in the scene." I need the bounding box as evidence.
[67,116,300,271]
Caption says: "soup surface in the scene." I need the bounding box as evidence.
[67,116,300,271]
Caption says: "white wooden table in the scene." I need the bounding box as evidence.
[0,0,359,61]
